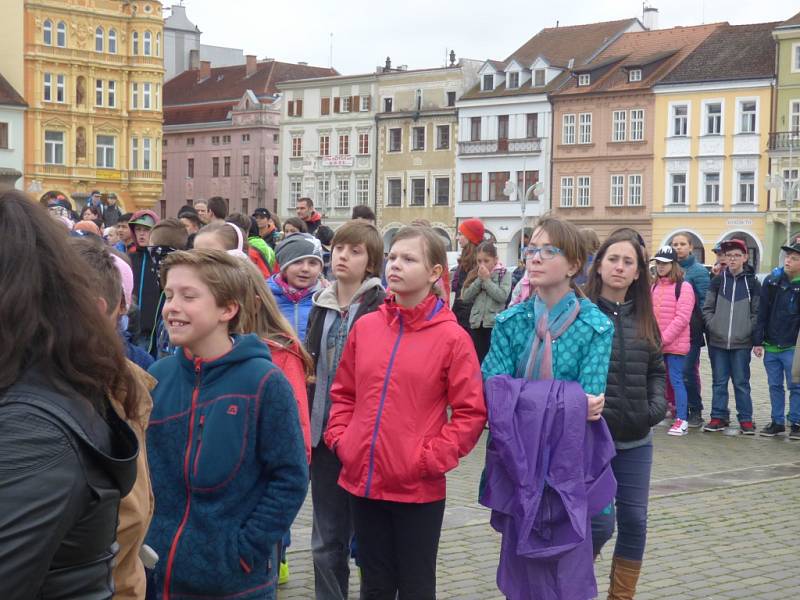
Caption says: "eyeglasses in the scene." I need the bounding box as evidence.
[524,244,563,260]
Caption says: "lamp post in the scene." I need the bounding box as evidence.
[504,166,544,260]
[766,161,800,248]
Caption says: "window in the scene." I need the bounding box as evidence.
[462,172,482,202]
[740,101,757,133]
[317,179,330,208]
[56,74,65,103]
[489,171,510,201]
[578,74,591,86]
[498,115,509,140]
[43,19,52,45]
[792,100,800,133]
[628,174,643,206]
[482,74,493,91]
[383,97,393,112]
[142,138,151,170]
[223,156,231,177]
[186,136,194,146]
[95,79,103,106]
[211,135,220,145]
[388,128,401,152]
[562,114,576,144]
[107,80,116,107]
[577,176,591,206]
[156,32,161,57]
[470,117,481,141]
[356,178,369,203]
[447,91,456,107]
[242,155,250,176]
[526,113,538,138]
[222,135,231,144]
[143,82,151,109]
[212,157,219,177]
[387,178,402,206]
[435,177,449,205]
[96,135,115,168]
[412,126,425,151]
[508,72,519,89]
[672,104,688,136]
[130,137,138,169]
[56,21,66,47]
[358,132,369,155]
[95,27,104,52]
[612,110,626,142]
[273,155,278,176]
[340,96,351,113]
[108,29,116,53]
[162,160,167,180]
[436,125,450,150]
[706,102,722,134]
[132,32,138,55]
[241,133,250,142]
[336,179,350,207]
[143,31,152,56]
[162,138,167,147]
[795,44,800,71]
[291,136,302,157]
[610,175,624,206]
[560,177,574,207]
[43,73,52,102]
[628,69,642,82]
[44,130,64,164]
[360,96,370,112]
[784,169,799,200]
[738,171,755,204]
[187,158,194,178]
[630,109,644,141]
[290,181,302,208]
[670,173,687,204]
[516,171,538,196]
[131,83,138,109]
[578,113,592,144]
[704,172,720,204]
[410,178,426,206]
[0,122,8,149]
[319,134,330,156]
[534,69,545,87]
[338,133,349,155]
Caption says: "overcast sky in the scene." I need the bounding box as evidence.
[173,0,799,74]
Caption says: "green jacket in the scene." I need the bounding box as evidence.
[248,236,276,271]
[461,266,512,328]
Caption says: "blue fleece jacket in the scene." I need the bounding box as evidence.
[268,275,319,341]
[679,254,710,306]
[753,267,800,349]
[146,334,308,599]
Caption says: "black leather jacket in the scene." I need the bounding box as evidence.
[0,372,139,600]
[597,297,667,443]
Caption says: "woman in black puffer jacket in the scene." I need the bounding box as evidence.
[585,229,666,600]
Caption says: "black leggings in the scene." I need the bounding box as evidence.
[349,495,445,600]
[471,326,493,365]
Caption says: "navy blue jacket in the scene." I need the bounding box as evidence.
[146,334,308,599]
[753,268,800,348]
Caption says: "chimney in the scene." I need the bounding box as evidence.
[246,54,257,77]
[384,56,392,72]
[199,60,211,81]
[643,5,659,30]
[189,48,200,70]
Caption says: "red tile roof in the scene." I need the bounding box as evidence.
[0,72,25,107]
[163,102,237,126]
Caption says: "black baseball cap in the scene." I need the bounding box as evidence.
[653,245,678,263]
[252,208,272,219]
[781,242,800,256]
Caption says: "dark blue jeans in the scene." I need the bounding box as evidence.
[684,343,704,414]
[708,346,753,422]
[763,350,800,424]
[591,442,653,561]
[665,354,688,420]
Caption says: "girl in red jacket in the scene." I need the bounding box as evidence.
[325,226,487,600]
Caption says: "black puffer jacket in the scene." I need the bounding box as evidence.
[597,297,667,442]
[0,371,139,600]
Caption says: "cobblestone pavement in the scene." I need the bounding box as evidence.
[280,350,800,599]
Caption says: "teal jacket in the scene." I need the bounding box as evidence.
[482,295,614,395]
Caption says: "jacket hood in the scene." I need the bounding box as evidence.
[268,274,322,298]
[492,260,508,273]
[177,333,272,381]
[305,211,322,224]
[380,293,454,331]
[312,276,383,312]
[128,209,160,248]
[679,254,697,268]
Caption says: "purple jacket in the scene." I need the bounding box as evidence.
[480,376,617,600]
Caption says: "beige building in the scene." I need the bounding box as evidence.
[376,60,480,249]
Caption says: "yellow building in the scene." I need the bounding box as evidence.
[24,0,164,211]
[651,23,774,271]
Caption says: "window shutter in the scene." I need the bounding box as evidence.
[321,97,330,115]
[296,99,303,117]
[333,97,340,113]
[288,100,295,116]
[351,96,358,111]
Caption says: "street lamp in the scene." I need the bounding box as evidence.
[504,169,544,258]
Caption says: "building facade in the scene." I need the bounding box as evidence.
[23,0,164,211]
[652,23,776,271]
[550,24,721,246]
[277,73,378,228]
[375,61,480,249]
[0,73,27,190]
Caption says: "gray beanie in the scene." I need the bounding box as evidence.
[276,232,324,271]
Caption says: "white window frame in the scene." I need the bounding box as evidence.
[318,133,330,156]
[357,132,369,155]
[95,26,104,53]
[577,176,591,206]
[356,177,369,204]
[434,177,450,206]
[132,31,139,55]
[737,171,755,204]
[338,133,349,155]
[560,176,574,207]
[630,109,644,141]
[507,71,520,89]
[703,172,720,204]
[435,124,450,150]
[316,178,330,209]
[386,178,402,207]
[628,69,642,82]
[289,180,302,208]
[534,69,545,87]
[578,113,592,144]
[610,175,624,206]
[56,21,66,47]
[143,82,151,109]
[95,79,104,107]
[409,177,426,206]
[43,19,52,45]
[482,73,494,91]
[562,114,576,145]
[43,72,52,102]
[44,130,64,165]
[793,43,800,73]
[131,82,139,109]
[130,137,138,169]
[291,135,302,157]
[783,168,800,203]
[336,178,350,208]
[108,80,116,108]
[359,95,369,111]
[108,29,117,53]
[792,100,800,133]
[704,100,723,135]
[56,74,65,103]
[142,137,151,170]
[628,174,643,206]
[612,110,626,142]
[96,134,115,168]
[671,103,688,137]
[737,99,758,134]
[578,73,591,86]
[670,173,687,205]
[143,31,152,56]
[340,96,351,113]
[156,32,161,57]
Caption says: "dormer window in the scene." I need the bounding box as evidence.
[629,69,642,82]
[508,72,519,89]
[578,74,591,87]
[534,69,545,87]
[482,74,494,91]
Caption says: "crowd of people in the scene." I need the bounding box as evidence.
[2,186,800,600]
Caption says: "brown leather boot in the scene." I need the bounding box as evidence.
[607,556,641,600]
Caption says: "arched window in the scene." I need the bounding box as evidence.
[56,21,66,47]
[43,19,52,45]
[108,28,116,53]
[132,31,138,55]
[143,31,151,56]
[155,32,161,57]
[95,26,104,52]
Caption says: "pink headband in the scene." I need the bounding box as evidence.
[111,253,133,309]
[225,222,249,262]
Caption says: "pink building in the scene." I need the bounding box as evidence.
[162,57,336,218]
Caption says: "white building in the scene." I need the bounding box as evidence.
[455,18,642,263]
[0,72,26,190]
[277,73,378,228]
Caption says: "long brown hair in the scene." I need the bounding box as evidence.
[0,190,140,417]
[532,214,587,296]
[586,229,661,348]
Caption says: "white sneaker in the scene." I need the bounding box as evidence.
[668,418,689,436]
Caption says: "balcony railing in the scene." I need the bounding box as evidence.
[769,131,800,152]
[458,137,542,156]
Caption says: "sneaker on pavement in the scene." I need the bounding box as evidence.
[668,419,689,436]
[790,424,800,440]
[703,418,728,432]
[760,422,786,437]
[739,421,756,435]
[687,413,705,428]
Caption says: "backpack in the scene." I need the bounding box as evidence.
[674,281,706,347]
